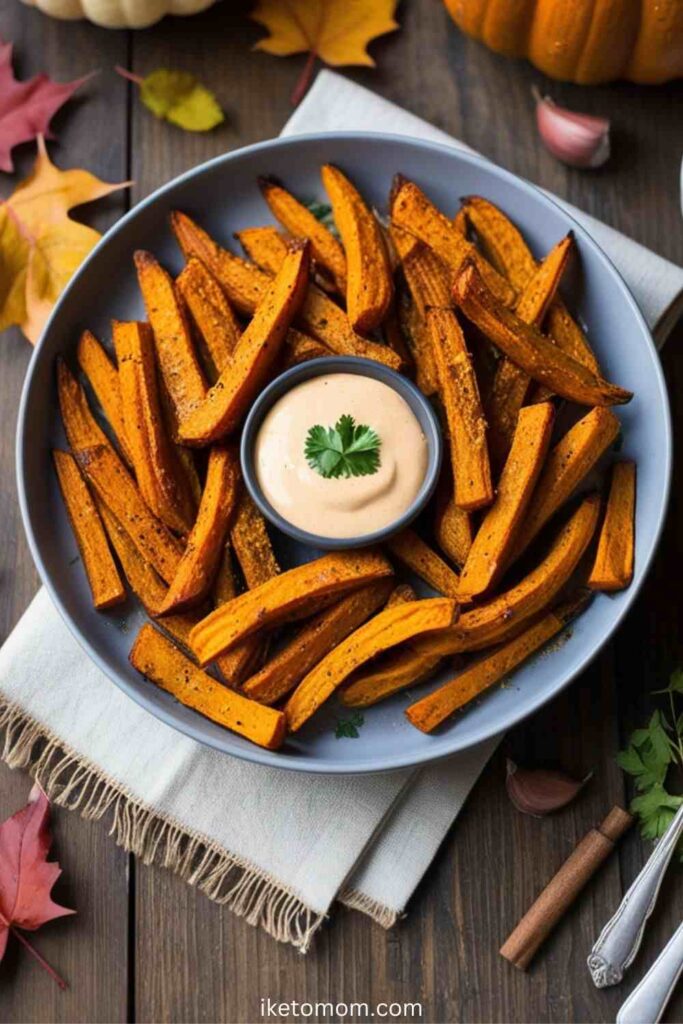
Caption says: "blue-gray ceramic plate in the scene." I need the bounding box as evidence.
[16,133,671,774]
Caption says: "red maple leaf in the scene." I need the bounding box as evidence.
[0,782,75,988]
[0,37,93,173]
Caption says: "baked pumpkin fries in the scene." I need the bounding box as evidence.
[53,170,636,750]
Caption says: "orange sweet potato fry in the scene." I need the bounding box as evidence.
[486,235,574,468]
[53,450,125,610]
[157,446,240,614]
[382,302,413,370]
[97,500,199,647]
[454,261,632,407]
[190,549,393,666]
[341,648,443,709]
[134,250,207,424]
[399,298,438,396]
[462,196,599,374]
[385,582,417,607]
[405,591,592,732]
[242,581,394,706]
[235,226,291,276]
[259,176,347,293]
[588,461,636,592]
[389,176,516,307]
[427,307,493,510]
[281,329,330,368]
[113,319,196,535]
[130,624,286,750]
[178,242,310,445]
[57,357,110,451]
[321,163,393,332]
[458,403,555,601]
[509,406,620,565]
[175,256,241,380]
[171,211,401,370]
[77,330,134,466]
[285,598,458,732]
[387,529,461,598]
[390,222,452,309]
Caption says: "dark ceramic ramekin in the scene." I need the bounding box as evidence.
[240,356,443,550]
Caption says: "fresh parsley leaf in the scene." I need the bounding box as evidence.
[617,667,683,858]
[305,200,338,236]
[335,712,364,739]
[305,415,381,479]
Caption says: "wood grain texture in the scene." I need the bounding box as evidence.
[1,0,682,1020]
[0,5,130,1022]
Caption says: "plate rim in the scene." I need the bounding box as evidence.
[15,130,673,775]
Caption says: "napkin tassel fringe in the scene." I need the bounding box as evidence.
[338,887,400,929]
[0,700,324,952]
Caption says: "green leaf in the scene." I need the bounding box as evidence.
[631,786,683,840]
[140,69,224,132]
[335,712,364,739]
[304,415,381,479]
[669,668,683,695]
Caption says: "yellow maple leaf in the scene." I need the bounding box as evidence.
[251,0,399,104]
[0,136,130,344]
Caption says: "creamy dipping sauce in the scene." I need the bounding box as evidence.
[254,373,429,539]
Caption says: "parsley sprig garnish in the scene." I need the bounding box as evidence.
[617,668,683,854]
[305,414,381,480]
[335,712,364,739]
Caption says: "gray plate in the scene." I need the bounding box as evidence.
[16,132,671,775]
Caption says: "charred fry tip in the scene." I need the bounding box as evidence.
[257,174,280,191]
[133,249,157,269]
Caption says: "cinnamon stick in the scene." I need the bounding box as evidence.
[500,806,633,970]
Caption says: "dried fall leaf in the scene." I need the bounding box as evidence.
[0,36,92,174]
[0,783,74,988]
[0,135,129,343]
[251,0,399,104]
[116,66,224,132]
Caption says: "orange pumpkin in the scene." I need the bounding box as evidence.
[443,0,683,84]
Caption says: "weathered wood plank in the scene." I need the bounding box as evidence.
[0,6,130,1021]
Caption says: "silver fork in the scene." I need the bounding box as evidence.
[617,920,683,1024]
[588,802,683,987]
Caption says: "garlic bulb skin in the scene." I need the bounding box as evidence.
[534,88,610,169]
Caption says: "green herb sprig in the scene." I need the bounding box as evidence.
[305,200,338,236]
[617,668,683,854]
[335,712,364,739]
[304,414,381,480]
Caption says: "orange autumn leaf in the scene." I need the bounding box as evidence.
[250,0,399,104]
[0,136,129,344]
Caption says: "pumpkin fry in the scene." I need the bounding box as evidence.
[259,177,347,293]
[178,241,311,444]
[387,529,461,598]
[157,446,240,614]
[74,444,182,585]
[134,250,207,424]
[53,450,125,610]
[509,406,620,564]
[98,500,199,647]
[190,549,393,665]
[433,466,473,568]
[386,582,417,606]
[171,210,401,370]
[341,648,443,709]
[216,489,282,687]
[400,298,438,396]
[486,234,574,468]
[242,581,393,706]
[427,306,493,510]
[113,319,196,535]
[321,163,393,332]
[176,256,241,380]
[462,195,599,373]
[130,624,286,750]
[285,598,458,732]
[406,591,592,733]
[588,461,636,591]
[390,176,516,306]
[281,330,330,367]
[458,403,555,601]
[453,260,632,407]
[76,330,134,466]
[390,222,452,309]
[57,357,109,451]
[376,492,600,693]
[235,225,291,276]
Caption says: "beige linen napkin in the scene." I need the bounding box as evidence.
[1,72,681,953]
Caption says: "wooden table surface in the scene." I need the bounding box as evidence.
[1,3,682,1022]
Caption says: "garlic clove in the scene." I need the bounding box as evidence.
[506,758,591,817]
[533,87,610,169]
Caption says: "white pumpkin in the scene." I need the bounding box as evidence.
[20,0,216,29]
